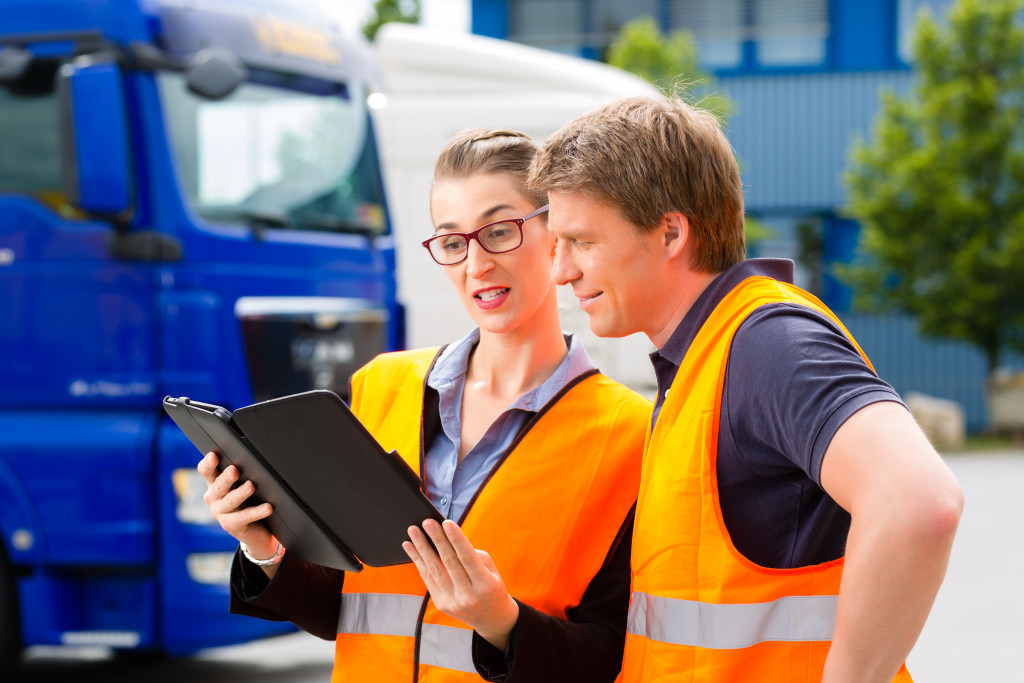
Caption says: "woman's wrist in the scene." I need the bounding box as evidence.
[240,539,285,566]
[474,595,520,651]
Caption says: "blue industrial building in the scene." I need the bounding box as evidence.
[469,0,1011,433]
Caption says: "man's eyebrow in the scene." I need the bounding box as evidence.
[554,226,592,241]
[434,204,517,233]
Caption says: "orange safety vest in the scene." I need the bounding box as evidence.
[622,276,912,682]
[335,347,650,682]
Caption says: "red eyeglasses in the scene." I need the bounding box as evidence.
[422,205,549,266]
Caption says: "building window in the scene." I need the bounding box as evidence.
[752,0,827,66]
[508,0,583,53]
[670,0,744,68]
[669,0,828,69]
[506,0,829,69]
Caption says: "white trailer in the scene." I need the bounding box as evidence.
[371,22,659,393]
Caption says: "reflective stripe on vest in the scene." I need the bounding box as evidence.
[627,590,838,650]
[338,593,476,674]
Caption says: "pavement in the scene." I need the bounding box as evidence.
[15,450,1021,681]
[906,450,1024,682]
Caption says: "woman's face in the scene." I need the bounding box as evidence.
[429,173,556,337]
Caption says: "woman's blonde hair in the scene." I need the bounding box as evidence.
[432,129,547,209]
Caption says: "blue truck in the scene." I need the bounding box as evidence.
[0,0,403,670]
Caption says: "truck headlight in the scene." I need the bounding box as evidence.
[186,552,234,585]
[172,467,216,524]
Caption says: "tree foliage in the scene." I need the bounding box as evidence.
[605,16,727,117]
[362,0,421,42]
[844,0,1024,370]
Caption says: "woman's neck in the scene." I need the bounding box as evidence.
[466,304,567,401]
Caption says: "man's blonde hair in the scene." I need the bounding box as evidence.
[432,129,547,209]
[528,96,745,273]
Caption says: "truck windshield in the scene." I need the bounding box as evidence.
[158,72,388,236]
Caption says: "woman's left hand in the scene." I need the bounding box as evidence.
[404,519,520,650]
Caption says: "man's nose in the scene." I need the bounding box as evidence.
[551,244,581,286]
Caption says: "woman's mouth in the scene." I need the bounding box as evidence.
[474,287,510,310]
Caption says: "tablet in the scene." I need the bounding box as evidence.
[164,390,443,570]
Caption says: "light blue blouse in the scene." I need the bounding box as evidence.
[423,328,596,522]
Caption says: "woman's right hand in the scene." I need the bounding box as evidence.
[198,451,278,560]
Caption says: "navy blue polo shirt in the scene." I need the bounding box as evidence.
[650,259,903,569]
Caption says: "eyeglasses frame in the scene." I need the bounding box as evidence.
[421,205,550,266]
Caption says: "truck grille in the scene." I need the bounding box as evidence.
[235,297,388,403]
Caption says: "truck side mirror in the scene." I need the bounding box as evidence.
[57,57,132,217]
[0,46,32,83]
[185,46,247,100]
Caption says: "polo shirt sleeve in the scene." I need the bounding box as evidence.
[723,304,905,485]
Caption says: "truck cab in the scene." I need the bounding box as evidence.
[0,0,401,668]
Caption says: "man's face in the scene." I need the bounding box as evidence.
[549,190,666,339]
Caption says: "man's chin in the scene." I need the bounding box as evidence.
[587,317,631,339]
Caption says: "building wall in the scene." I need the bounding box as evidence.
[469,0,1015,433]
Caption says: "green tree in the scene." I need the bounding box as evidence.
[844,0,1024,372]
[362,0,421,42]
[605,16,770,249]
[605,16,727,116]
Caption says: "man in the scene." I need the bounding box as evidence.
[529,95,963,682]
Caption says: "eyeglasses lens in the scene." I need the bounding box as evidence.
[480,221,521,253]
[432,235,467,264]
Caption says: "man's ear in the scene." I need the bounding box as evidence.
[661,212,690,259]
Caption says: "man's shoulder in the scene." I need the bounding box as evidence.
[731,301,858,362]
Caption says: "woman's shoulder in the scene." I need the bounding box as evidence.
[361,346,443,373]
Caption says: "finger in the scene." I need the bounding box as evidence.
[441,520,485,575]
[216,479,257,514]
[217,502,272,540]
[402,537,431,585]
[197,452,219,482]
[404,526,429,565]
[422,519,471,587]
[406,526,447,593]
[222,502,273,531]
[206,464,240,504]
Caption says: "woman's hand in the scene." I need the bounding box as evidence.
[404,519,520,650]
[198,451,280,574]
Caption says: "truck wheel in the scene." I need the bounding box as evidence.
[0,549,21,675]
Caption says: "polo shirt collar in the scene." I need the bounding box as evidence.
[652,258,796,367]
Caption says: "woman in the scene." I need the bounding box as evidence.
[198,129,650,682]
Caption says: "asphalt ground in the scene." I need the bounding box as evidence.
[906,450,1024,682]
[14,450,1020,681]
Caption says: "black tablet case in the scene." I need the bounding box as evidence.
[163,390,443,572]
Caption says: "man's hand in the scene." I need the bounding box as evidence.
[403,519,520,650]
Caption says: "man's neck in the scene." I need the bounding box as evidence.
[646,270,720,349]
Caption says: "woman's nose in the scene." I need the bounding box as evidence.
[465,238,495,278]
